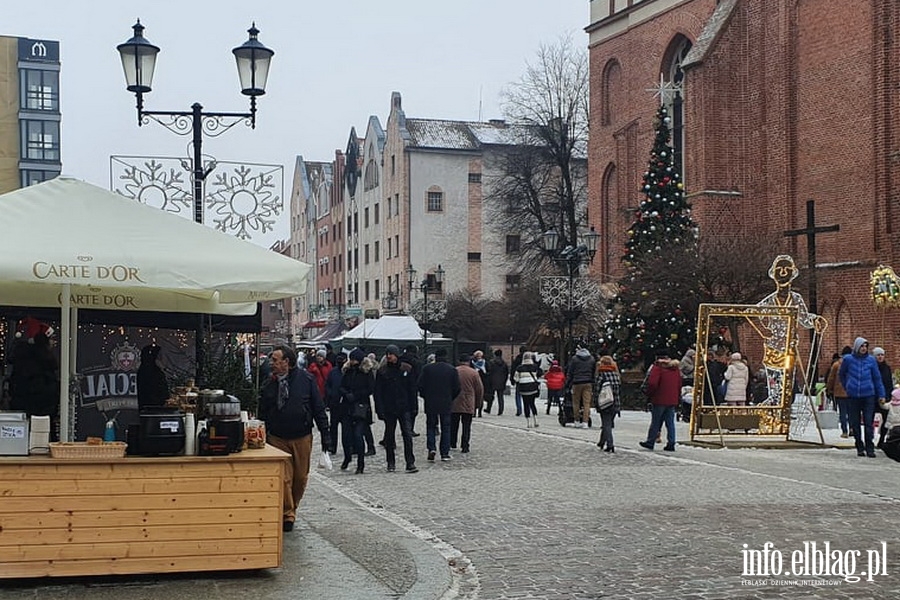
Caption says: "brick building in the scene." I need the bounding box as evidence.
[587,0,900,357]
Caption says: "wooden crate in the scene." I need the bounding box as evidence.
[0,445,288,578]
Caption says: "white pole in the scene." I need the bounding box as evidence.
[59,284,71,442]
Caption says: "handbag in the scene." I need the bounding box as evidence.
[350,400,370,422]
[597,382,615,409]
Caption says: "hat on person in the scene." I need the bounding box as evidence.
[434,347,448,358]
[316,349,327,358]
[873,347,885,357]
[349,349,365,362]
[731,352,742,361]
[655,349,671,360]
[892,387,900,404]
[385,344,400,357]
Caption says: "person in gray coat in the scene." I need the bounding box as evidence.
[417,347,461,461]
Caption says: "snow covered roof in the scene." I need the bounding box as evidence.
[406,119,478,150]
[405,119,532,151]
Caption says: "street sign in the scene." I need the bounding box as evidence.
[346,305,363,317]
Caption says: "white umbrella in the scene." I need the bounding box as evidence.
[0,177,310,439]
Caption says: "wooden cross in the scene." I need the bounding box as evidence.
[783,199,840,318]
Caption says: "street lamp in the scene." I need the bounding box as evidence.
[118,20,272,385]
[541,226,600,359]
[408,264,446,352]
[117,20,274,225]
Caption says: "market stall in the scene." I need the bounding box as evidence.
[0,177,310,440]
[0,445,288,578]
[0,177,310,576]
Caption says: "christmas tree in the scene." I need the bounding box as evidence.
[599,105,698,369]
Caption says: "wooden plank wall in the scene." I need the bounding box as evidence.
[0,453,284,578]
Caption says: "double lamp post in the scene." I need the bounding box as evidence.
[116,20,274,225]
[116,20,274,383]
[540,227,600,358]
[407,264,445,353]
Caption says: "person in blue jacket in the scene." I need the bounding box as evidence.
[838,337,886,458]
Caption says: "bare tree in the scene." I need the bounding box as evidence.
[632,232,784,351]
[486,35,590,274]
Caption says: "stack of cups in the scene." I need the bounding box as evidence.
[183,412,196,455]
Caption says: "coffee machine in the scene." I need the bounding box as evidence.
[197,391,243,454]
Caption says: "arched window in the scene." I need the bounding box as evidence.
[600,59,621,126]
[601,162,617,274]
[364,159,378,191]
[662,35,692,178]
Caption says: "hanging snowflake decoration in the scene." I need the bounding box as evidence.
[408,298,447,323]
[206,163,284,240]
[111,157,193,214]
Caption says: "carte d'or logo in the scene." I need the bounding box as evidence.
[32,261,146,283]
[110,343,140,372]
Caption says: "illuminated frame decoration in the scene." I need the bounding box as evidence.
[690,303,801,444]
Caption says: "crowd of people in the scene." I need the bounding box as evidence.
[259,336,900,533]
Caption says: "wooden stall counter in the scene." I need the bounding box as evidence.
[0,444,289,579]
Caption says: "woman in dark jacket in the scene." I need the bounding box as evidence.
[324,353,346,454]
[338,349,376,473]
[873,347,894,448]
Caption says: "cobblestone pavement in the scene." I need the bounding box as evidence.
[6,402,900,599]
[313,404,900,599]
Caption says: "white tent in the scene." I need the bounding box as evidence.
[341,315,426,341]
[332,315,452,351]
[0,177,311,439]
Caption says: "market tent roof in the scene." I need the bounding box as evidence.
[338,315,426,341]
[0,177,311,440]
[0,177,311,314]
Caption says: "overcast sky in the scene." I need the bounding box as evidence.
[4,1,588,247]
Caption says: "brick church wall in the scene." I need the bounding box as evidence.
[588,0,900,361]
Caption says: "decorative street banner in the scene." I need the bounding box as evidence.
[74,324,193,440]
[110,155,283,241]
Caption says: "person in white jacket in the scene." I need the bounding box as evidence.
[724,352,750,406]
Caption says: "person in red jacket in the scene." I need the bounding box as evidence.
[307,349,333,398]
[544,360,565,414]
[639,350,682,451]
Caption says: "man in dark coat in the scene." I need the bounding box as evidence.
[565,347,596,428]
[417,347,461,461]
[259,345,331,532]
[374,345,418,473]
[486,349,510,415]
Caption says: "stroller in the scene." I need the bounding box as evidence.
[558,388,593,427]
[882,426,900,462]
